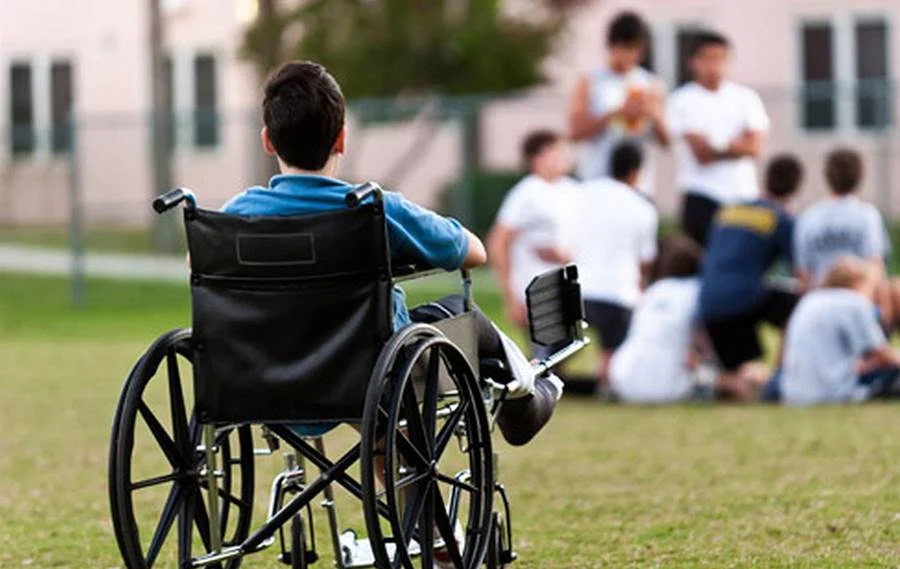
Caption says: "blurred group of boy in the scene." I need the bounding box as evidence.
[489,11,900,407]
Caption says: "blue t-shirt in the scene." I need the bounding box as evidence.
[222,174,468,329]
[699,198,794,320]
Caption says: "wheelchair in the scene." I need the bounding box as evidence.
[108,182,588,569]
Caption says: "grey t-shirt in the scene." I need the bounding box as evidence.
[793,196,890,284]
[782,288,886,405]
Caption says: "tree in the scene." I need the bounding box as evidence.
[240,0,588,220]
[242,0,583,99]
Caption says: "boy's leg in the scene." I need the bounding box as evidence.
[409,295,562,446]
[859,367,900,399]
[680,193,721,248]
[759,287,800,330]
[583,300,633,390]
[703,313,765,402]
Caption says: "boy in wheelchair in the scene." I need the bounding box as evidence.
[221,60,563,447]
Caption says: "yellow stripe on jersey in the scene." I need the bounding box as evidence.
[716,205,777,235]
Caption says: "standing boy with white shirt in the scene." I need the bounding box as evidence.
[572,142,658,387]
[488,131,576,334]
[569,11,669,195]
[667,31,770,246]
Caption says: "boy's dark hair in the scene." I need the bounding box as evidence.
[766,154,804,198]
[690,30,730,57]
[610,141,643,181]
[263,61,345,170]
[607,11,650,47]
[653,234,703,282]
[825,148,864,195]
[522,130,560,169]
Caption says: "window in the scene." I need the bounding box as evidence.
[675,28,700,86]
[800,23,836,130]
[193,54,219,148]
[50,60,74,153]
[9,63,35,156]
[855,19,890,129]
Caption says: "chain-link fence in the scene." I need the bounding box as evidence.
[1,84,898,303]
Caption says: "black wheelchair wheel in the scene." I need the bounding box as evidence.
[109,329,255,569]
[290,514,308,569]
[361,324,494,569]
[485,513,505,569]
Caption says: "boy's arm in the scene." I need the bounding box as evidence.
[569,76,621,141]
[859,344,900,372]
[462,227,487,268]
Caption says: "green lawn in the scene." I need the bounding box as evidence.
[2,273,900,568]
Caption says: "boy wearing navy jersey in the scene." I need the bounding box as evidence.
[699,155,804,400]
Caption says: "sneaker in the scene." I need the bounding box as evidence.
[433,519,464,568]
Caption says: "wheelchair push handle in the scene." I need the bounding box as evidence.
[153,188,197,214]
[345,181,383,208]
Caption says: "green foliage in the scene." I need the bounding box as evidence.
[242,0,566,98]
[439,169,523,238]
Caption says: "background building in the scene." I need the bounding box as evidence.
[0,0,897,227]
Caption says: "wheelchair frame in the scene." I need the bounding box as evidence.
[109,184,588,569]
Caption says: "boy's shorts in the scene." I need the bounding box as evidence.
[704,288,799,371]
[584,299,632,351]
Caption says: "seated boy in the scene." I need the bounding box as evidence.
[221,61,561,446]
[609,235,704,404]
[698,155,804,400]
[779,257,900,405]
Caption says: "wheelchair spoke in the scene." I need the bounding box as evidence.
[145,482,185,567]
[432,491,464,568]
[402,382,431,458]
[422,348,441,446]
[167,350,191,454]
[420,484,436,569]
[177,485,196,567]
[132,471,182,491]
[199,480,251,510]
[395,479,432,569]
[138,400,182,468]
[435,472,477,494]
[394,469,430,493]
[193,491,214,552]
[433,401,469,460]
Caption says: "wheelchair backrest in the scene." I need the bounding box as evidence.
[185,201,393,424]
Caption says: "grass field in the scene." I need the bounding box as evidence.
[2,272,900,568]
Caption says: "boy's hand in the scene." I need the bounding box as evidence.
[534,245,573,264]
[685,133,717,165]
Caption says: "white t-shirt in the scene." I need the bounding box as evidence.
[571,177,658,307]
[610,277,700,404]
[666,81,770,204]
[495,174,577,302]
[577,66,659,196]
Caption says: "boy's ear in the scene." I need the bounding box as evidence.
[261,127,277,157]
[332,127,347,155]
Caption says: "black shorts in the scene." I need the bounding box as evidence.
[584,300,632,350]
[680,192,721,247]
[703,288,800,371]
